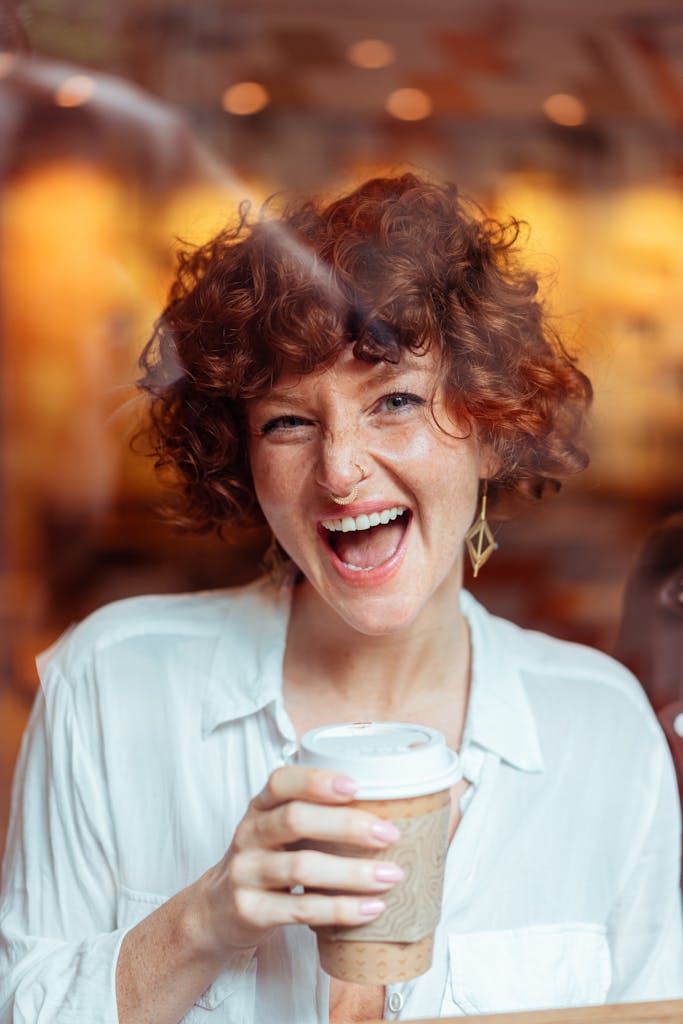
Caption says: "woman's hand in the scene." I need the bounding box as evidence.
[198,765,403,954]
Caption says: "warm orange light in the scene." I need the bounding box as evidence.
[54,75,96,108]
[221,81,270,116]
[346,39,396,69]
[385,87,432,121]
[0,51,17,78]
[543,93,587,127]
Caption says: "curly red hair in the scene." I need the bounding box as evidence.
[138,173,592,532]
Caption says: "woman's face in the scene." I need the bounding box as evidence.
[247,346,489,636]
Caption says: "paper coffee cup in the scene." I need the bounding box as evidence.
[297,722,461,984]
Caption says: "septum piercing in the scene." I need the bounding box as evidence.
[329,485,358,506]
[328,461,365,505]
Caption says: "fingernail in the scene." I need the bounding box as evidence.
[360,899,385,916]
[371,821,401,843]
[332,775,358,796]
[374,864,404,882]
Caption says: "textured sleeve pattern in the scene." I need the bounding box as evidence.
[0,668,125,1022]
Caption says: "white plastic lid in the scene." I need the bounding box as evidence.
[297,721,461,799]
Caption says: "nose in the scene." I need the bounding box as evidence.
[314,427,367,500]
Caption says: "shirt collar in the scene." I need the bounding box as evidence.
[460,589,544,773]
[201,580,544,775]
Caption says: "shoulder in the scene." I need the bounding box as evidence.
[464,591,658,738]
[38,576,285,695]
[464,595,674,830]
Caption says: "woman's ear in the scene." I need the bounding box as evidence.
[479,447,502,482]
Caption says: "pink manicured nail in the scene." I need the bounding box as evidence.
[360,899,385,916]
[332,775,358,796]
[375,864,404,882]
[371,821,401,843]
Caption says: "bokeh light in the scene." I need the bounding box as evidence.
[346,39,396,69]
[0,52,17,77]
[54,75,96,108]
[385,87,433,121]
[221,81,270,116]
[543,93,587,127]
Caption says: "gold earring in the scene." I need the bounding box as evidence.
[465,481,498,578]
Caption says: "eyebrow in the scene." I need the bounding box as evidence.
[261,360,434,406]
[255,391,311,410]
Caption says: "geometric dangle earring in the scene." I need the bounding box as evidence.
[465,479,499,578]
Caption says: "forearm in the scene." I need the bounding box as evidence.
[116,874,252,1024]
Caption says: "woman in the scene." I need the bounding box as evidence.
[1,174,682,1023]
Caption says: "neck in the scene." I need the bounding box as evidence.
[283,567,470,723]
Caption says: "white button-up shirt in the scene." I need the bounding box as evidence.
[1,579,682,1022]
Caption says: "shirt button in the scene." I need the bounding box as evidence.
[387,991,404,1013]
[673,713,683,739]
[281,741,298,761]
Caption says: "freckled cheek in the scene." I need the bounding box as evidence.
[249,443,289,495]
[381,428,477,482]
[385,422,434,455]
[248,457,282,524]
[249,450,310,545]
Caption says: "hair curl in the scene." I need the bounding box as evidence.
[138,173,592,533]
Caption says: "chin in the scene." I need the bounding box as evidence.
[334,591,427,637]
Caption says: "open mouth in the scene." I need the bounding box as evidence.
[320,505,410,572]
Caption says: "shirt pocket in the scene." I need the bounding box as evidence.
[117,885,255,1021]
[443,923,612,1016]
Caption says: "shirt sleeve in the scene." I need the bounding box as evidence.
[0,670,128,1023]
[606,726,683,1002]
[0,660,261,1024]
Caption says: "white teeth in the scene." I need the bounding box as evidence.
[321,505,407,532]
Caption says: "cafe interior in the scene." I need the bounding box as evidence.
[1,0,682,934]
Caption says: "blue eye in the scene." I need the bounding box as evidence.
[381,392,425,412]
[261,415,309,435]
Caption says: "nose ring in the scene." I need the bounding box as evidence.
[328,462,366,505]
[329,485,358,506]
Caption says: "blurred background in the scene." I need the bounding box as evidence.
[1,0,683,857]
